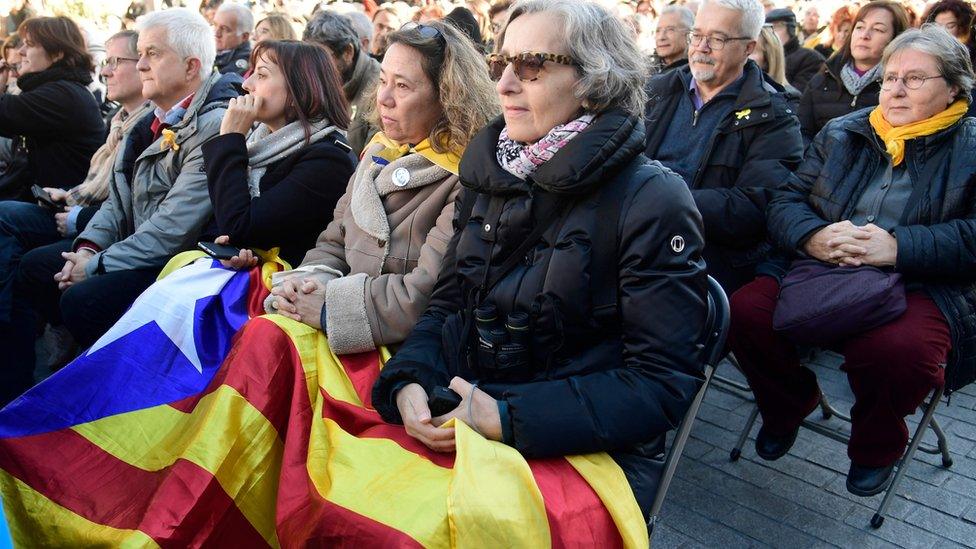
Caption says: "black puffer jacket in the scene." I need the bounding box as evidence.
[644,60,804,292]
[0,64,105,201]
[784,36,825,92]
[373,110,708,514]
[798,55,880,142]
[768,108,976,393]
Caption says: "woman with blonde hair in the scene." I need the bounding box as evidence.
[253,12,297,43]
[751,25,792,90]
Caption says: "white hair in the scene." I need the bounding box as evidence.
[661,5,695,30]
[700,0,765,39]
[140,8,216,78]
[344,11,374,44]
[216,2,255,35]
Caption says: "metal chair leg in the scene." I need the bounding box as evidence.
[730,405,759,461]
[928,417,954,468]
[870,385,946,529]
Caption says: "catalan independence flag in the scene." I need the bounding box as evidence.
[0,255,649,547]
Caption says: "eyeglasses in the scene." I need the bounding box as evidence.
[687,32,752,50]
[487,52,578,82]
[653,26,687,37]
[399,22,446,48]
[100,56,139,71]
[880,73,945,91]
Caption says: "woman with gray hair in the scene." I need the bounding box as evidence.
[730,24,976,498]
[373,0,708,519]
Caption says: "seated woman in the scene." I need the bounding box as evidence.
[202,39,354,268]
[0,16,105,201]
[372,0,708,517]
[751,25,800,98]
[253,13,296,43]
[264,22,498,353]
[730,25,976,497]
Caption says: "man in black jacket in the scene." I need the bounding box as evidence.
[213,2,253,76]
[766,8,825,92]
[644,0,804,293]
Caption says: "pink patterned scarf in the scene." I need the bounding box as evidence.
[495,113,595,180]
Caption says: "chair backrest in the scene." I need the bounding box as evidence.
[647,275,730,533]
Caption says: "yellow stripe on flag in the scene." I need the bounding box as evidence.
[448,418,551,547]
[567,454,649,548]
[0,470,160,548]
[71,386,283,548]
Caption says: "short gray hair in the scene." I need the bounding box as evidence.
[108,29,139,58]
[699,0,765,39]
[661,5,695,30]
[216,2,254,35]
[882,24,975,102]
[140,8,216,78]
[303,10,360,57]
[344,11,374,44]
[504,0,648,116]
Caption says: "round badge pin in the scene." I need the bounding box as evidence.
[393,167,411,187]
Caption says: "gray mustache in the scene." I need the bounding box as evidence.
[691,56,715,65]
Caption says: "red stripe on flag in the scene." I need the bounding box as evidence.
[336,349,383,408]
[529,459,625,548]
[246,266,274,318]
[0,430,269,547]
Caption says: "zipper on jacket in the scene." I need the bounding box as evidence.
[692,109,700,127]
[850,93,858,108]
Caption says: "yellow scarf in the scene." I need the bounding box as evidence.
[365,132,462,175]
[869,98,968,166]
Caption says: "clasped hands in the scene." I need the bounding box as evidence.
[804,220,897,268]
[395,377,503,453]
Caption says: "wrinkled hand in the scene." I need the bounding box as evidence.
[215,235,258,270]
[836,224,897,267]
[43,187,68,203]
[431,377,502,441]
[54,207,70,237]
[396,383,456,452]
[220,94,262,136]
[271,277,326,329]
[55,249,93,290]
[804,220,865,264]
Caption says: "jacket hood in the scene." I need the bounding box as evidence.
[175,71,243,129]
[459,109,646,196]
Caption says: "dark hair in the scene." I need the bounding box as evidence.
[839,1,910,64]
[926,0,975,31]
[18,16,93,72]
[444,7,483,46]
[302,10,359,59]
[250,40,351,140]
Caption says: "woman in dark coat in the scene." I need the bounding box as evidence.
[798,1,908,142]
[202,40,355,267]
[730,26,976,498]
[0,16,104,201]
[372,0,707,518]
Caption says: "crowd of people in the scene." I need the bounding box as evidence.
[0,0,974,540]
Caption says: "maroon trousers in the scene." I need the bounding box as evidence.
[728,276,949,467]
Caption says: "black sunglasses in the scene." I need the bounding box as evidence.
[399,22,447,48]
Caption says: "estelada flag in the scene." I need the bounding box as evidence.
[0,256,649,547]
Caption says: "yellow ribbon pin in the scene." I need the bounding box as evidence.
[735,108,752,120]
[160,128,180,152]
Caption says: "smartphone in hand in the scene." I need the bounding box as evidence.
[31,185,61,211]
[197,241,243,260]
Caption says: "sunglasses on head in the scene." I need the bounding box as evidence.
[399,22,447,47]
[486,52,578,82]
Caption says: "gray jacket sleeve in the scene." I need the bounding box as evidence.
[82,133,218,276]
[75,168,128,251]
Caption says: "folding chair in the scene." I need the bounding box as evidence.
[727,355,953,529]
[647,275,730,538]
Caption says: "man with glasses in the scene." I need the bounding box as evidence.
[643,0,803,293]
[653,5,694,74]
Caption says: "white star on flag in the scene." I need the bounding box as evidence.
[86,259,237,373]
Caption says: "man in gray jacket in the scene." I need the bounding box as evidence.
[16,8,241,355]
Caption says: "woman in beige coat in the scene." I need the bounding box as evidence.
[267,21,498,354]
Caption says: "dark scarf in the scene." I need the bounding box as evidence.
[17,63,92,93]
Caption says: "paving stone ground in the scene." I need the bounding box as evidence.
[654,351,976,548]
